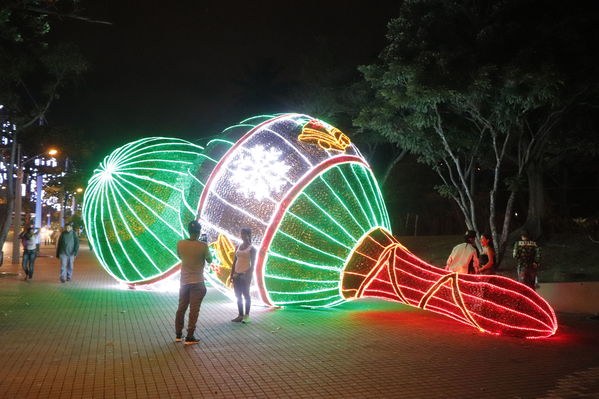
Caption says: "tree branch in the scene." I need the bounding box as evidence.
[23,7,113,25]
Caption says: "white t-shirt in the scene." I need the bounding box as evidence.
[24,234,38,251]
[445,242,479,274]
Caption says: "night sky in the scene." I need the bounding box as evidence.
[50,1,400,169]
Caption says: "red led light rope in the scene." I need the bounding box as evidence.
[344,229,557,338]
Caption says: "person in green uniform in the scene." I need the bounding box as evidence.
[513,230,541,290]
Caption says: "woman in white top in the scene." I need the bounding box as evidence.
[231,228,256,323]
[19,226,39,280]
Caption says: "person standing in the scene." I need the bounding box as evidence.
[175,221,212,345]
[478,233,496,275]
[513,230,541,290]
[56,222,80,283]
[19,226,39,280]
[445,230,479,274]
[231,228,256,323]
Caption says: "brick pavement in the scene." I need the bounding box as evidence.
[1,243,598,399]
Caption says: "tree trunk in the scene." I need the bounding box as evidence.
[560,168,569,218]
[381,147,408,188]
[496,190,516,266]
[0,134,17,256]
[525,160,545,239]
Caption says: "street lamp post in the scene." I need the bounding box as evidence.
[11,148,58,264]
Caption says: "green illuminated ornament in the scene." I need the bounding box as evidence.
[82,137,206,284]
[263,161,389,307]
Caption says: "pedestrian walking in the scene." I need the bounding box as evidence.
[19,226,39,280]
[478,233,496,275]
[56,222,80,283]
[230,228,256,323]
[513,230,541,290]
[445,230,479,274]
[175,221,212,345]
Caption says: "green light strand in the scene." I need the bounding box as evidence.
[299,191,358,243]
[319,175,367,235]
[286,211,353,250]
[263,274,340,284]
[350,163,379,227]
[110,178,179,259]
[103,179,144,280]
[108,180,162,274]
[334,165,373,228]
[274,229,345,261]
[112,176,184,238]
[267,251,343,272]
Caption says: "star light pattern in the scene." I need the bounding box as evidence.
[230,145,291,200]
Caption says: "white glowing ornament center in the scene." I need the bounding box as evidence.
[230,145,290,200]
[100,162,116,182]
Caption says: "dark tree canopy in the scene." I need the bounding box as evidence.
[356,0,599,259]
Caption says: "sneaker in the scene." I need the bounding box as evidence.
[242,315,250,323]
[60,278,66,283]
[67,278,71,281]
[231,315,243,322]
[184,336,199,345]
[23,275,28,281]
[175,334,183,342]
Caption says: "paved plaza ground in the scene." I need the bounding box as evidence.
[1,242,598,399]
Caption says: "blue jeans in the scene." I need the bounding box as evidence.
[22,249,37,278]
[233,273,252,316]
[59,255,75,281]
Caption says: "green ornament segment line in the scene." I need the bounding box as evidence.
[354,164,390,229]
[350,164,380,228]
[318,175,367,236]
[109,179,180,273]
[111,177,183,237]
[110,178,179,260]
[334,165,376,230]
[103,180,144,280]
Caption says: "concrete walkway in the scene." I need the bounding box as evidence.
[1,243,598,398]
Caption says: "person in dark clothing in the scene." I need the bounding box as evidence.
[478,233,496,275]
[56,222,80,283]
[175,221,213,345]
[513,230,541,290]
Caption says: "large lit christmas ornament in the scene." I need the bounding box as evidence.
[194,114,557,339]
[85,114,557,338]
[82,137,206,284]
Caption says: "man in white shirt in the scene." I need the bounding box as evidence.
[446,230,479,274]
